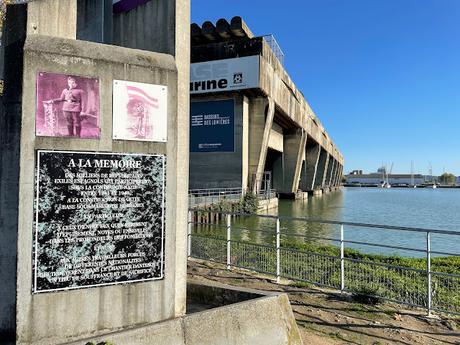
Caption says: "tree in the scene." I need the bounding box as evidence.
[439,173,456,185]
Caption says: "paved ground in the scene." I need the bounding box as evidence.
[188,259,460,345]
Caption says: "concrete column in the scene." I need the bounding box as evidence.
[242,96,249,192]
[173,0,190,318]
[304,141,321,191]
[331,160,339,187]
[2,0,190,343]
[0,5,27,341]
[328,158,337,187]
[334,162,342,187]
[280,128,307,194]
[314,149,329,189]
[248,97,275,193]
[27,0,78,38]
[338,164,344,186]
[325,155,334,188]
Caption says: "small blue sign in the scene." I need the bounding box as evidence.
[190,100,235,153]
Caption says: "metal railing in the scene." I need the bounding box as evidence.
[258,189,277,200]
[263,34,285,66]
[189,188,277,207]
[189,188,244,208]
[187,211,460,316]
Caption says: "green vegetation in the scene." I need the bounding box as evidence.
[192,235,460,312]
[205,192,259,214]
[440,172,456,184]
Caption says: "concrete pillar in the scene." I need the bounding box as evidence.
[334,162,342,187]
[0,5,27,341]
[242,96,249,192]
[331,160,339,187]
[325,155,334,189]
[314,149,329,189]
[328,158,337,187]
[331,159,337,187]
[173,0,190,318]
[27,0,78,38]
[338,164,344,186]
[248,97,275,193]
[1,0,190,342]
[280,128,307,194]
[304,141,321,191]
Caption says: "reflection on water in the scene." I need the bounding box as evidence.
[195,188,460,257]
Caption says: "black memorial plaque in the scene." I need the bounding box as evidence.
[33,150,165,293]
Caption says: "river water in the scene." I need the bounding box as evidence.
[223,188,460,257]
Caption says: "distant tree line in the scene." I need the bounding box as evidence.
[439,173,456,185]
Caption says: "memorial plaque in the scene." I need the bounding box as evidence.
[33,150,165,293]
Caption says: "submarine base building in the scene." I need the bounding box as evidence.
[189,17,344,199]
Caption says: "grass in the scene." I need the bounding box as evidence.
[191,235,460,313]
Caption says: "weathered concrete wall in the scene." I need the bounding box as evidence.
[268,123,284,153]
[258,41,343,166]
[189,94,245,189]
[16,35,182,345]
[27,0,77,38]
[113,0,175,55]
[76,0,112,44]
[64,294,304,345]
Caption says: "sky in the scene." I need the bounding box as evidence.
[192,0,460,175]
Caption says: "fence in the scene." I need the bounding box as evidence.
[263,34,285,66]
[187,211,460,316]
[189,188,244,208]
[189,188,277,208]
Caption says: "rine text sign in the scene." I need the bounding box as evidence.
[33,150,165,293]
[190,56,259,94]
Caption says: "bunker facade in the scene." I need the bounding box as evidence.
[189,17,344,198]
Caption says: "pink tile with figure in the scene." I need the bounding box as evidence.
[112,80,168,142]
[36,72,100,139]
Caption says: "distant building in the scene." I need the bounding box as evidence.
[348,170,363,175]
[345,173,425,185]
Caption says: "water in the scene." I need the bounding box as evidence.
[202,188,460,257]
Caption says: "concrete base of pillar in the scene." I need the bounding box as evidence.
[257,197,278,212]
[322,187,331,194]
[296,191,309,200]
[312,189,323,196]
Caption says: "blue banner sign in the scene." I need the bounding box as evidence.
[190,100,235,153]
